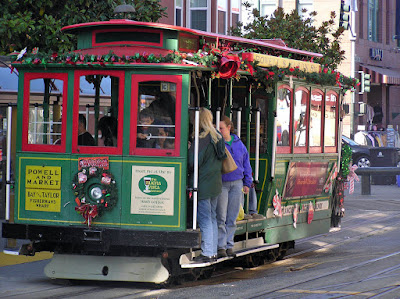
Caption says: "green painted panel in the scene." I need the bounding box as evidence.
[265,218,331,244]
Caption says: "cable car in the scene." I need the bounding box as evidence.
[2,18,356,283]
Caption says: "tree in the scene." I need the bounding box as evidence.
[230,7,345,70]
[0,0,167,55]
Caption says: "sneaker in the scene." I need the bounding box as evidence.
[226,248,236,257]
[193,254,213,263]
[217,249,228,258]
[251,213,266,220]
[243,214,252,220]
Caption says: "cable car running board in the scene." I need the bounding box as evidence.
[180,241,279,268]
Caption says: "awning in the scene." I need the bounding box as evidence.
[360,64,400,85]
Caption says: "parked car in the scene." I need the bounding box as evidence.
[342,135,372,167]
[342,135,400,168]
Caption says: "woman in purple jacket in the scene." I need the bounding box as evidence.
[217,116,252,258]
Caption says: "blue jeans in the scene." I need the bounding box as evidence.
[217,179,243,250]
[197,196,218,257]
[241,186,258,214]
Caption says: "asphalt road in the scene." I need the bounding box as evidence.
[1,182,400,299]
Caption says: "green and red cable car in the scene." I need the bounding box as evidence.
[2,18,356,283]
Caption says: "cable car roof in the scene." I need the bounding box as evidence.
[62,19,323,58]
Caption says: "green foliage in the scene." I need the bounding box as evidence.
[0,0,167,55]
[231,7,345,70]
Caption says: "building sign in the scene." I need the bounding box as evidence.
[25,165,61,212]
[242,53,321,73]
[131,165,175,216]
[370,48,383,61]
[283,162,329,198]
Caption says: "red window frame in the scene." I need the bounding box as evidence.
[293,86,309,154]
[22,73,68,153]
[324,90,339,153]
[72,70,125,155]
[309,89,324,154]
[130,74,182,157]
[276,84,292,154]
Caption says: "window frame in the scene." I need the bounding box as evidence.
[175,0,183,27]
[276,84,293,154]
[231,0,241,28]
[188,0,211,32]
[368,0,379,42]
[309,88,324,153]
[217,0,228,35]
[261,0,278,18]
[130,74,182,157]
[72,70,125,155]
[293,86,309,154]
[324,90,339,153]
[297,0,314,20]
[22,72,68,153]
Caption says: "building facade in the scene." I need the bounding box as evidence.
[159,0,241,34]
[240,0,400,138]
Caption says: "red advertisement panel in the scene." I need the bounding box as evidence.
[283,162,329,198]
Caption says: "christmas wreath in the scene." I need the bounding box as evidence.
[72,167,117,226]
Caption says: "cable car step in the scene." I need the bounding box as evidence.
[180,242,279,268]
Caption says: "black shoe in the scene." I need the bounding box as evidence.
[226,248,236,257]
[217,249,228,258]
[193,254,213,263]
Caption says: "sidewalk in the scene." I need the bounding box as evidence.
[345,181,400,201]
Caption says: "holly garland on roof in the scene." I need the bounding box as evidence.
[11,48,359,92]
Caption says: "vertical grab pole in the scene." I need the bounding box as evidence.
[192,108,200,230]
[85,104,90,131]
[228,79,233,119]
[255,109,260,182]
[236,107,242,138]
[207,78,212,109]
[6,105,12,220]
[271,111,277,179]
[34,104,38,143]
[216,108,221,131]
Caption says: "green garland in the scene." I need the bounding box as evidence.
[11,49,359,92]
[72,166,117,218]
[340,144,353,178]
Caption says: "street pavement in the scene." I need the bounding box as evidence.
[346,179,400,201]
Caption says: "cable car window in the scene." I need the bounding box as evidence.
[277,87,291,147]
[78,75,119,147]
[310,90,323,148]
[325,91,338,147]
[27,79,63,145]
[22,73,68,153]
[294,88,308,148]
[72,71,124,155]
[137,81,176,150]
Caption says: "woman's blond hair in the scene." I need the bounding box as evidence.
[199,107,221,143]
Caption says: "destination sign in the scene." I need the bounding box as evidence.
[25,189,61,212]
[25,166,61,190]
